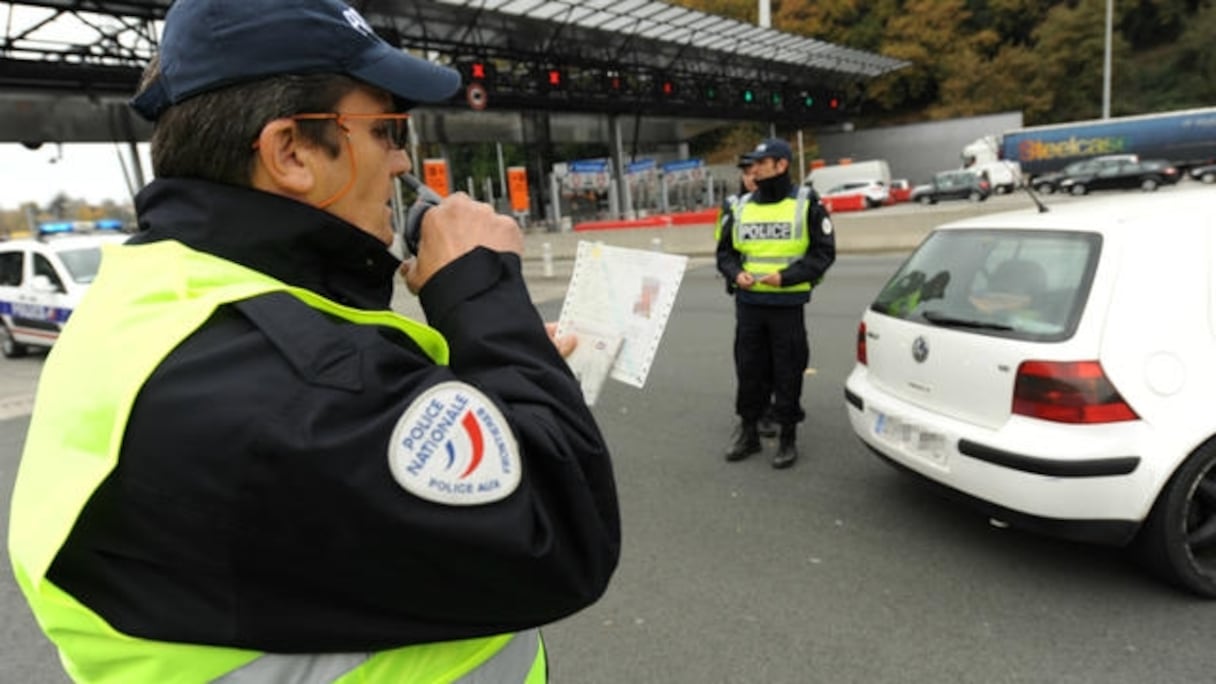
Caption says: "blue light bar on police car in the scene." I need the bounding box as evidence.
[38,221,75,235]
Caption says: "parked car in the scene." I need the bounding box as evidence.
[1030,154,1139,194]
[910,170,991,205]
[844,189,1216,597]
[888,179,913,203]
[1191,163,1216,184]
[1057,158,1180,195]
[0,226,128,357]
[823,180,889,208]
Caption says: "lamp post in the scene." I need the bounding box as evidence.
[1102,0,1112,119]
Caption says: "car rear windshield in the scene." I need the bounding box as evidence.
[871,229,1101,342]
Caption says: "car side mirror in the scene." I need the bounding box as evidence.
[31,274,61,294]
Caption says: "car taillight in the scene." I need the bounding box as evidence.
[1012,360,1138,424]
[856,322,867,365]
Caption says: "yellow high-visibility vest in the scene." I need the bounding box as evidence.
[731,189,814,294]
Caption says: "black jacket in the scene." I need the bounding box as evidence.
[715,173,835,306]
[48,178,620,652]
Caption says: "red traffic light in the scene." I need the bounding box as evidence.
[547,69,563,87]
[471,62,486,80]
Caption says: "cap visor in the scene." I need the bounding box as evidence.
[353,43,462,106]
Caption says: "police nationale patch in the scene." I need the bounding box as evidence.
[821,217,834,235]
[388,382,521,506]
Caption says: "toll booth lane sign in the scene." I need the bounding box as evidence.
[423,159,451,198]
[508,166,530,213]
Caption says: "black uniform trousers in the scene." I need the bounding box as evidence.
[733,299,808,426]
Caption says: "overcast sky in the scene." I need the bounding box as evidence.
[0,142,152,210]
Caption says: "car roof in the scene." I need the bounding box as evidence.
[934,189,1215,235]
[0,233,129,251]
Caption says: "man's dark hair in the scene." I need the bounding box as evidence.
[137,65,359,186]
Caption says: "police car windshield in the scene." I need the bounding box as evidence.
[56,247,104,284]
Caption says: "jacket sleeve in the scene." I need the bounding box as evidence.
[778,196,836,287]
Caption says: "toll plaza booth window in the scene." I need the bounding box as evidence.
[0,251,23,286]
[871,229,1101,342]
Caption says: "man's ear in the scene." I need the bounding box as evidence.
[251,120,316,197]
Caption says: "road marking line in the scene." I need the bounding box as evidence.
[0,393,35,420]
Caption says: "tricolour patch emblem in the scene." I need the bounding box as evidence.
[388,381,521,505]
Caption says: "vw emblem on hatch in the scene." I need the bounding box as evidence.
[911,336,929,363]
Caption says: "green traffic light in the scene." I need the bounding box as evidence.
[803,96,814,107]
[743,90,754,103]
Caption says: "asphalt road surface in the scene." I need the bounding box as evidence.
[3,254,1215,683]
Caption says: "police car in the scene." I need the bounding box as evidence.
[844,187,1216,597]
[0,221,129,358]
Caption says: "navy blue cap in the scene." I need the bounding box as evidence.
[736,153,756,168]
[751,138,793,162]
[131,0,462,121]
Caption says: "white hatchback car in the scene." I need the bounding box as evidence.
[845,188,1216,597]
[0,228,129,357]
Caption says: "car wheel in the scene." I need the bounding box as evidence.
[1,324,27,359]
[1200,172,1215,184]
[1069,184,1087,196]
[1035,184,1055,195]
[968,191,982,202]
[1141,177,1160,192]
[1136,437,1216,598]
[918,195,934,205]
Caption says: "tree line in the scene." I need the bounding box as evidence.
[678,0,1216,126]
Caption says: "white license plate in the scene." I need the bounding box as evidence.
[874,411,948,467]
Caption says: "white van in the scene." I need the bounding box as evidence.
[967,160,1023,194]
[807,159,892,196]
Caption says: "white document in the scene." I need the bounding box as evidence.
[556,241,688,402]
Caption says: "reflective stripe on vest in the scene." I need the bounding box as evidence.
[216,629,542,684]
[731,186,813,294]
[9,240,542,683]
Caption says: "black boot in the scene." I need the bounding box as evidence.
[758,408,778,438]
[772,424,799,469]
[725,421,762,462]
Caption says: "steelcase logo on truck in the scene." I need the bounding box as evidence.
[1018,135,1131,163]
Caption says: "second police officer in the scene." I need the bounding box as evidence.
[715,138,836,469]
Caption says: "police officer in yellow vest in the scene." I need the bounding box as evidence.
[715,138,835,469]
[7,1,620,682]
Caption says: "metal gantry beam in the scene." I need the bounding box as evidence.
[2,0,908,128]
